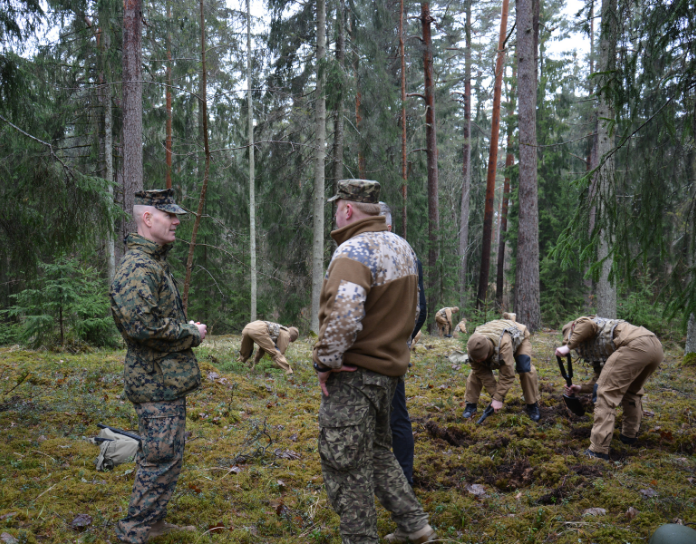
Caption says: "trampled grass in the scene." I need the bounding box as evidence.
[0,330,694,543]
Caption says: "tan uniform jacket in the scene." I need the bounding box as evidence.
[257,328,291,362]
[479,332,532,401]
[564,317,654,393]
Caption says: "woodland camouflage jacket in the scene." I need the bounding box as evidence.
[110,234,202,403]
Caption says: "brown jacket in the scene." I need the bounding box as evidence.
[313,216,420,377]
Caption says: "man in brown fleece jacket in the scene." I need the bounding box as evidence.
[313,179,436,544]
[556,316,663,460]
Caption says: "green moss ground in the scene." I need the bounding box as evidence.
[0,331,694,543]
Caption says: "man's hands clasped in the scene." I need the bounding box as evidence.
[189,320,208,341]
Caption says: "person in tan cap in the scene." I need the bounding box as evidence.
[463,317,540,422]
[238,321,298,374]
[556,316,663,460]
[435,306,459,337]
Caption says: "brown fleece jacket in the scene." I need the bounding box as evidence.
[312,216,420,377]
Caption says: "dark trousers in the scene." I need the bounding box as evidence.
[390,378,414,486]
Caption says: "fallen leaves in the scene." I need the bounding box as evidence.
[641,488,658,498]
[1,533,18,544]
[582,508,607,516]
[70,514,92,531]
[466,484,487,497]
[626,506,639,520]
[274,448,301,460]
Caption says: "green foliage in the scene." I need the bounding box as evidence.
[2,258,117,348]
[617,279,676,340]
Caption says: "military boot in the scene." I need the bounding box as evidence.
[147,520,195,540]
[525,402,541,422]
[619,433,637,445]
[462,403,477,419]
[584,448,610,461]
[384,523,438,543]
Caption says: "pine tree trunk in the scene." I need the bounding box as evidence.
[165,0,173,190]
[594,0,618,318]
[458,0,472,309]
[247,0,257,322]
[477,0,509,309]
[182,0,212,313]
[514,0,541,331]
[496,76,514,308]
[311,0,327,334]
[422,2,439,326]
[686,207,696,355]
[122,0,143,237]
[400,0,408,238]
[333,0,345,191]
[584,4,596,309]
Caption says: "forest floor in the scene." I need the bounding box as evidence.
[1,330,695,544]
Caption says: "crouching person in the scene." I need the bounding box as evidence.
[238,320,298,374]
[463,318,541,422]
[556,316,663,460]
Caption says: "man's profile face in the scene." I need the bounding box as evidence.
[148,208,180,245]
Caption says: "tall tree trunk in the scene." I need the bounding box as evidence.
[458,0,472,309]
[399,0,408,238]
[687,204,696,355]
[584,1,595,309]
[422,2,439,325]
[247,0,257,321]
[514,0,541,331]
[496,73,515,308]
[476,0,509,309]
[594,0,618,318]
[165,0,172,189]
[182,0,212,313]
[122,0,143,237]
[311,0,327,334]
[333,0,345,191]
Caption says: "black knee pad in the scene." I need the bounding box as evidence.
[592,383,598,404]
[514,354,531,373]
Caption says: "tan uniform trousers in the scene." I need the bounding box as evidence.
[464,338,539,405]
[435,312,453,337]
[589,335,663,454]
[239,322,293,374]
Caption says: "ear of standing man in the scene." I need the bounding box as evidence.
[110,189,207,543]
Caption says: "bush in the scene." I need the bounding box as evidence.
[2,258,118,348]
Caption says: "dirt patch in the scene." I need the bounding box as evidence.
[422,419,476,448]
[483,460,534,490]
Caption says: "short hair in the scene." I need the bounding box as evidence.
[133,204,157,226]
[351,201,381,216]
[378,201,393,227]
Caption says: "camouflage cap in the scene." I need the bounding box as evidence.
[327,179,381,204]
[134,189,187,215]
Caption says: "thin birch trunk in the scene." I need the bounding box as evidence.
[122,0,143,237]
[477,0,509,309]
[333,0,345,192]
[400,0,408,238]
[182,0,212,313]
[247,0,257,321]
[594,0,618,318]
[584,2,595,308]
[514,0,541,331]
[311,0,327,334]
[458,0,472,309]
[165,0,173,189]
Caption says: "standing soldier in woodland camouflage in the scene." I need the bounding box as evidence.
[463,317,541,422]
[237,320,299,374]
[556,316,663,460]
[313,180,436,544]
[110,189,207,543]
[435,306,459,337]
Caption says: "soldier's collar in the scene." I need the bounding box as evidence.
[330,216,387,246]
[126,233,174,258]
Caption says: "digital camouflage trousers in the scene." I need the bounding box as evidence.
[116,397,186,543]
[318,368,429,544]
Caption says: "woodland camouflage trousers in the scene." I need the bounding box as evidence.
[115,397,186,544]
[318,368,429,544]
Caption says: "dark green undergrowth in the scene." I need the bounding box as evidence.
[0,330,694,543]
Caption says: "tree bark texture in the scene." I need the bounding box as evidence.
[247,0,257,322]
[584,4,596,309]
[477,0,509,309]
[311,0,327,334]
[422,2,440,323]
[514,0,541,331]
[332,0,345,192]
[122,0,143,237]
[182,0,211,313]
[685,206,696,355]
[458,0,472,309]
[400,0,408,239]
[594,0,618,318]
[165,0,173,189]
[496,79,515,308]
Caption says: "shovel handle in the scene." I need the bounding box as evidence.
[556,354,574,388]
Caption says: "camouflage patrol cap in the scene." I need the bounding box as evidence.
[327,179,381,204]
[134,189,187,214]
